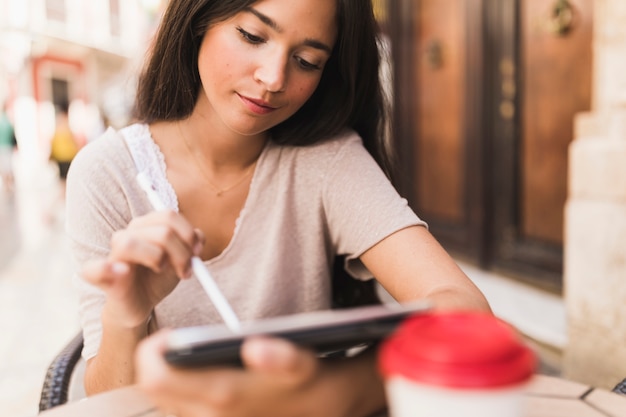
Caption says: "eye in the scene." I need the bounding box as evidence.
[295,56,322,71]
[236,27,265,45]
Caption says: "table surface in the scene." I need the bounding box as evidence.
[37,374,626,417]
[525,375,626,417]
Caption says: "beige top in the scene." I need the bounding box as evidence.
[66,124,425,360]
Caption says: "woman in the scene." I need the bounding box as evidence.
[66,0,491,415]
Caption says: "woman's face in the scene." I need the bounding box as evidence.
[195,0,338,137]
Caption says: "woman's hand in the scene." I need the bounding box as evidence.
[136,330,324,417]
[135,330,385,417]
[82,210,204,328]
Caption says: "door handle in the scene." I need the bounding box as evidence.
[546,0,574,36]
[425,40,444,70]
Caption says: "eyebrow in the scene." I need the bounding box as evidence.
[244,7,333,54]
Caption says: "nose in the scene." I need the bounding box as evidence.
[254,50,288,93]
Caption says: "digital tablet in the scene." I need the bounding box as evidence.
[164,301,431,368]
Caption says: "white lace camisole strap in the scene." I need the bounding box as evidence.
[119,123,179,212]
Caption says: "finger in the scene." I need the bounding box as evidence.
[110,229,169,273]
[110,226,195,279]
[80,258,131,288]
[193,228,205,256]
[125,212,201,278]
[129,211,198,252]
[142,225,195,279]
[241,336,318,385]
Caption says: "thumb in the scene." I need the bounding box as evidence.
[241,336,318,384]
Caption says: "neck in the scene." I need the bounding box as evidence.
[177,117,267,173]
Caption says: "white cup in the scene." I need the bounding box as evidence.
[378,312,536,417]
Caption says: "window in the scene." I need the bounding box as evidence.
[51,78,70,109]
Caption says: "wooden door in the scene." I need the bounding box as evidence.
[413,0,465,223]
[389,0,592,291]
[390,0,486,260]
[486,0,593,289]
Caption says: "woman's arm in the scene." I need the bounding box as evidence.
[82,260,153,394]
[360,224,491,312]
[81,211,203,395]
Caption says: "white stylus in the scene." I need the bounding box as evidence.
[136,172,242,333]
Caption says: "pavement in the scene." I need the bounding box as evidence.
[0,156,80,417]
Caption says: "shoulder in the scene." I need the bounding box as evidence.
[72,126,128,163]
[265,129,389,202]
[302,129,363,155]
[280,129,368,169]
[304,130,379,174]
[68,125,136,186]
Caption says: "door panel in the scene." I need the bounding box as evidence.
[403,0,486,259]
[487,0,593,289]
[520,0,593,245]
[389,0,485,258]
[414,0,466,222]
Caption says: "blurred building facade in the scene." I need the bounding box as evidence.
[0,0,163,165]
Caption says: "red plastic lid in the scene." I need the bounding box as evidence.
[378,312,536,388]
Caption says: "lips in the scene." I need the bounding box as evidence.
[238,94,279,115]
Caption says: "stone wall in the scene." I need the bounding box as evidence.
[563,0,626,389]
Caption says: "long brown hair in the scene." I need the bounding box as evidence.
[134,0,390,173]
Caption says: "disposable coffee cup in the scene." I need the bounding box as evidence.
[378,312,536,417]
